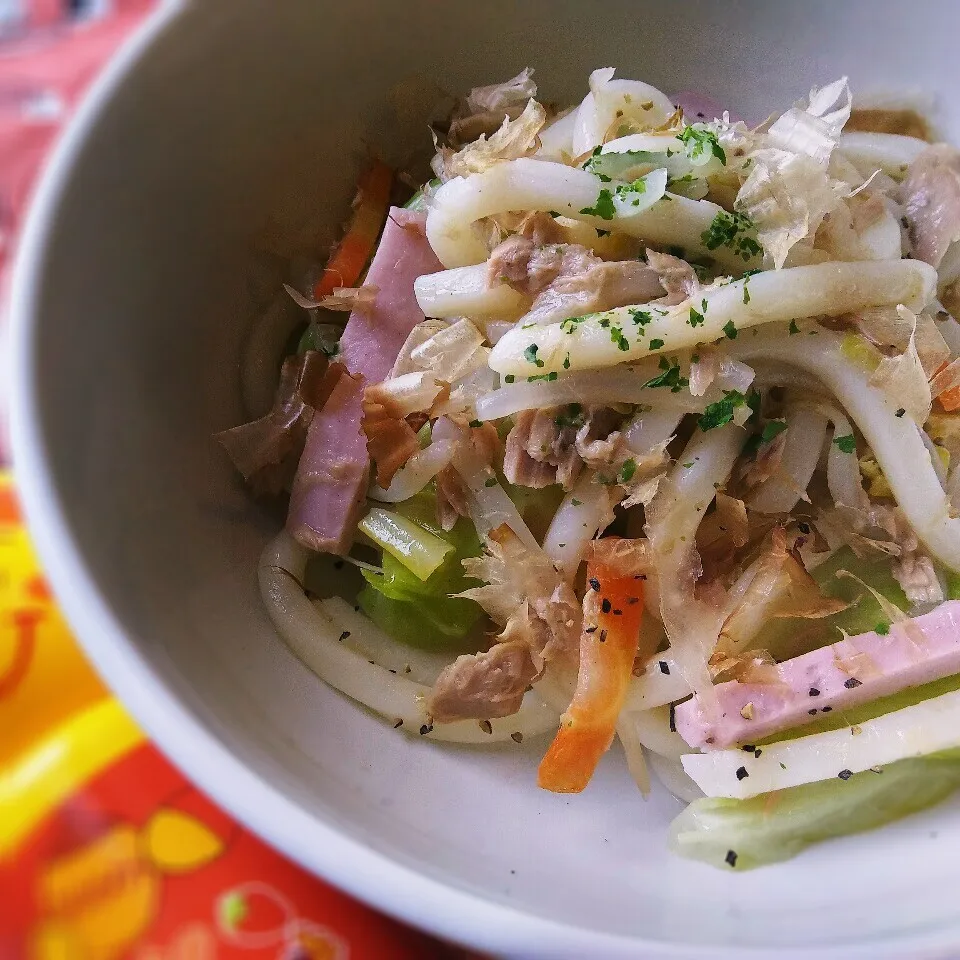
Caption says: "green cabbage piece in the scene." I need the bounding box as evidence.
[670,749,960,870]
[358,489,484,651]
[755,546,909,660]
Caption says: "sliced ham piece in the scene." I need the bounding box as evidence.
[675,600,960,750]
[287,373,369,554]
[338,209,444,383]
[286,208,443,553]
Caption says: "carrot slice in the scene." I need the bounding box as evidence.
[938,384,960,412]
[538,562,645,793]
[312,159,393,300]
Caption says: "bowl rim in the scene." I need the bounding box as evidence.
[7,6,960,958]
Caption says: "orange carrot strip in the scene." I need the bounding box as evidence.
[538,562,644,793]
[938,384,960,412]
[312,159,393,300]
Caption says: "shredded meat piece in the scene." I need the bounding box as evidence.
[435,465,470,532]
[739,428,789,489]
[516,211,567,246]
[503,411,564,489]
[901,145,960,268]
[487,237,600,297]
[893,551,945,606]
[461,526,581,667]
[502,406,625,491]
[524,259,665,326]
[430,527,581,723]
[428,641,538,722]
[434,421,500,531]
[646,250,701,305]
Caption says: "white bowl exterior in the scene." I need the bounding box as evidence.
[11,2,960,958]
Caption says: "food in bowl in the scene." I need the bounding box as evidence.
[217,67,960,870]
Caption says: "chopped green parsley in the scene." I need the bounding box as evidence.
[618,458,637,484]
[788,319,801,335]
[642,355,689,392]
[680,124,727,165]
[761,420,788,443]
[722,319,738,340]
[580,188,616,220]
[610,325,630,351]
[700,209,761,261]
[648,338,665,349]
[524,343,544,367]
[698,389,747,431]
[833,434,857,453]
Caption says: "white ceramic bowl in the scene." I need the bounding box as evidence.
[11,2,960,957]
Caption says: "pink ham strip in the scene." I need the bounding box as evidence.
[286,208,443,553]
[287,373,368,553]
[672,91,745,125]
[337,209,443,383]
[675,601,960,750]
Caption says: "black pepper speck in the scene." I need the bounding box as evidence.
[838,768,853,780]
[659,661,670,675]
[589,577,601,591]
[601,598,612,613]
[809,687,820,697]
[844,677,862,689]
[736,766,749,780]
[808,708,818,715]
[821,706,833,713]
[420,724,433,736]
[339,631,351,642]
[725,849,738,867]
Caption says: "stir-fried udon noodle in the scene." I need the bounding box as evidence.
[219,68,960,869]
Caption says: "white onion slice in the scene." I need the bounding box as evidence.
[623,655,692,711]
[630,705,691,759]
[369,440,457,503]
[542,471,617,580]
[647,751,705,803]
[749,408,829,514]
[434,417,541,551]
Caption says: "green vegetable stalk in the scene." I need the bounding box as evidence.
[671,749,960,870]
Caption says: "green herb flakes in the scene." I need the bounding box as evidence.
[642,355,689,392]
[680,124,727,165]
[697,390,747,431]
[580,188,616,220]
